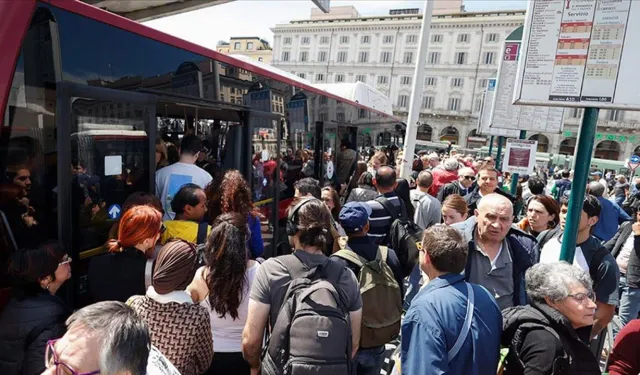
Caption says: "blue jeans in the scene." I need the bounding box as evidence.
[403,264,422,311]
[615,275,640,337]
[354,345,385,375]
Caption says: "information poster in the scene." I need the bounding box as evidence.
[503,139,538,174]
[492,40,565,133]
[515,0,640,109]
[477,78,520,137]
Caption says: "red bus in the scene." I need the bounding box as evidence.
[0,0,398,307]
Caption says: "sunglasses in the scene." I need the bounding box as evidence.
[463,176,476,181]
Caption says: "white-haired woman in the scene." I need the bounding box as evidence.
[501,262,600,375]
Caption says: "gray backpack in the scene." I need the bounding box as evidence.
[261,253,352,375]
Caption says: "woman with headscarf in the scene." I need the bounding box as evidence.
[127,240,213,375]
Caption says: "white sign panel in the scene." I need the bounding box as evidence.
[503,139,538,175]
[491,40,565,133]
[514,0,640,109]
[104,155,122,176]
[478,79,520,137]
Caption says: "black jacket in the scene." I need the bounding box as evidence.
[88,247,147,303]
[464,187,515,216]
[501,303,600,375]
[0,292,70,375]
[394,178,414,220]
[436,181,468,203]
[605,221,640,288]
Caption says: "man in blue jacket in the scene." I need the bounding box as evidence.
[587,181,631,242]
[452,193,537,310]
[402,225,502,375]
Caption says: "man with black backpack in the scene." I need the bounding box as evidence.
[242,198,362,375]
[333,202,404,375]
[537,195,620,341]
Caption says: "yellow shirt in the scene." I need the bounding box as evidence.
[160,220,211,244]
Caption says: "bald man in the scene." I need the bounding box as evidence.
[452,193,537,310]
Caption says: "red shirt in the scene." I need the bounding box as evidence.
[429,168,458,196]
[608,319,640,375]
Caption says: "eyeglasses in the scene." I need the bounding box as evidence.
[462,176,476,181]
[567,291,595,304]
[58,254,72,266]
[45,340,100,375]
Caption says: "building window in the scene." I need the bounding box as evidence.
[478,79,488,88]
[282,51,290,61]
[300,51,308,62]
[487,33,499,42]
[320,96,328,105]
[483,52,496,65]
[454,52,467,65]
[474,97,483,112]
[257,57,263,62]
[340,36,350,44]
[316,73,325,82]
[422,96,434,109]
[361,35,370,44]
[359,108,367,119]
[358,51,369,63]
[301,36,310,45]
[335,74,345,82]
[608,110,623,121]
[298,73,306,79]
[458,33,469,43]
[337,51,348,62]
[320,36,330,44]
[380,51,392,63]
[428,52,441,64]
[283,37,292,45]
[355,74,367,83]
[448,98,461,111]
[451,78,464,88]
[425,77,437,86]
[397,95,409,108]
[403,52,414,64]
[377,75,388,84]
[401,76,412,85]
[569,108,583,118]
[406,34,418,44]
[383,35,394,44]
[234,42,241,50]
[318,51,327,62]
[431,34,443,43]
[247,42,254,50]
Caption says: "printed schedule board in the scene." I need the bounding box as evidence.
[478,78,521,138]
[491,40,565,133]
[514,0,640,109]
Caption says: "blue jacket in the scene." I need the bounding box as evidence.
[452,216,538,307]
[593,196,631,242]
[401,274,502,375]
[248,214,264,258]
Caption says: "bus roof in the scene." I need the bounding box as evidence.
[313,83,394,116]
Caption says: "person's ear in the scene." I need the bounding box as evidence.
[589,215,599,227]
[39,275,53,290]
[372,178,378,187]
[474,209,479,218]
[364,221,370,233]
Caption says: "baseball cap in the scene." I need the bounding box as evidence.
[339,202,372,232]
[590,171,602,176]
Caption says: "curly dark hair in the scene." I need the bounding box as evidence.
[205,213,249,320]
[206,169,258,223]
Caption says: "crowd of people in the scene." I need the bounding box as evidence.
[4,134,640,375]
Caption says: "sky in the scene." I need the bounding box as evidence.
[145,0,527,49]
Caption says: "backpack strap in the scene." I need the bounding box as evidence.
[196,222,208,245]
[276,253,313,280]
[333,250,366,268]
[377,246,389,262]
[448,283,474,363]
[375,196,402,220]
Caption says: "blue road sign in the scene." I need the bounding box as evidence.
[108,204,121,219]
[630,155,640,164]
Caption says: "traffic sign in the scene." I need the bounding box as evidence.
[629,155,640,170]
[108,204,121,220]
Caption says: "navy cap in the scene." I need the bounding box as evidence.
[339,202,372,232]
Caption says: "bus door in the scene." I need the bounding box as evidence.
[56,81,157,307]
[313,121,358,188]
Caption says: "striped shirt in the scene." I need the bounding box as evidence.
[366,192,403,245]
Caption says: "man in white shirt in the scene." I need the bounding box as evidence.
[156,135,213,220]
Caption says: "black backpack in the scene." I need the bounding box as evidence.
[375,196,423,277]
[261,253,352,375]
[195,222,208,267]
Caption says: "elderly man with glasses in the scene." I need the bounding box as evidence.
[437,167,477,203]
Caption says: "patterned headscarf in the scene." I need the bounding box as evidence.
[152,240,198,294]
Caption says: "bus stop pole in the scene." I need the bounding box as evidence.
[400,0,434,180]
[488,135,495,157]
[495,136,504,169]
[510,130,527,195]
[559,107,599,262]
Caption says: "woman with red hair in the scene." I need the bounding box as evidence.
[207,170,263,258]
[88,205,163,303]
